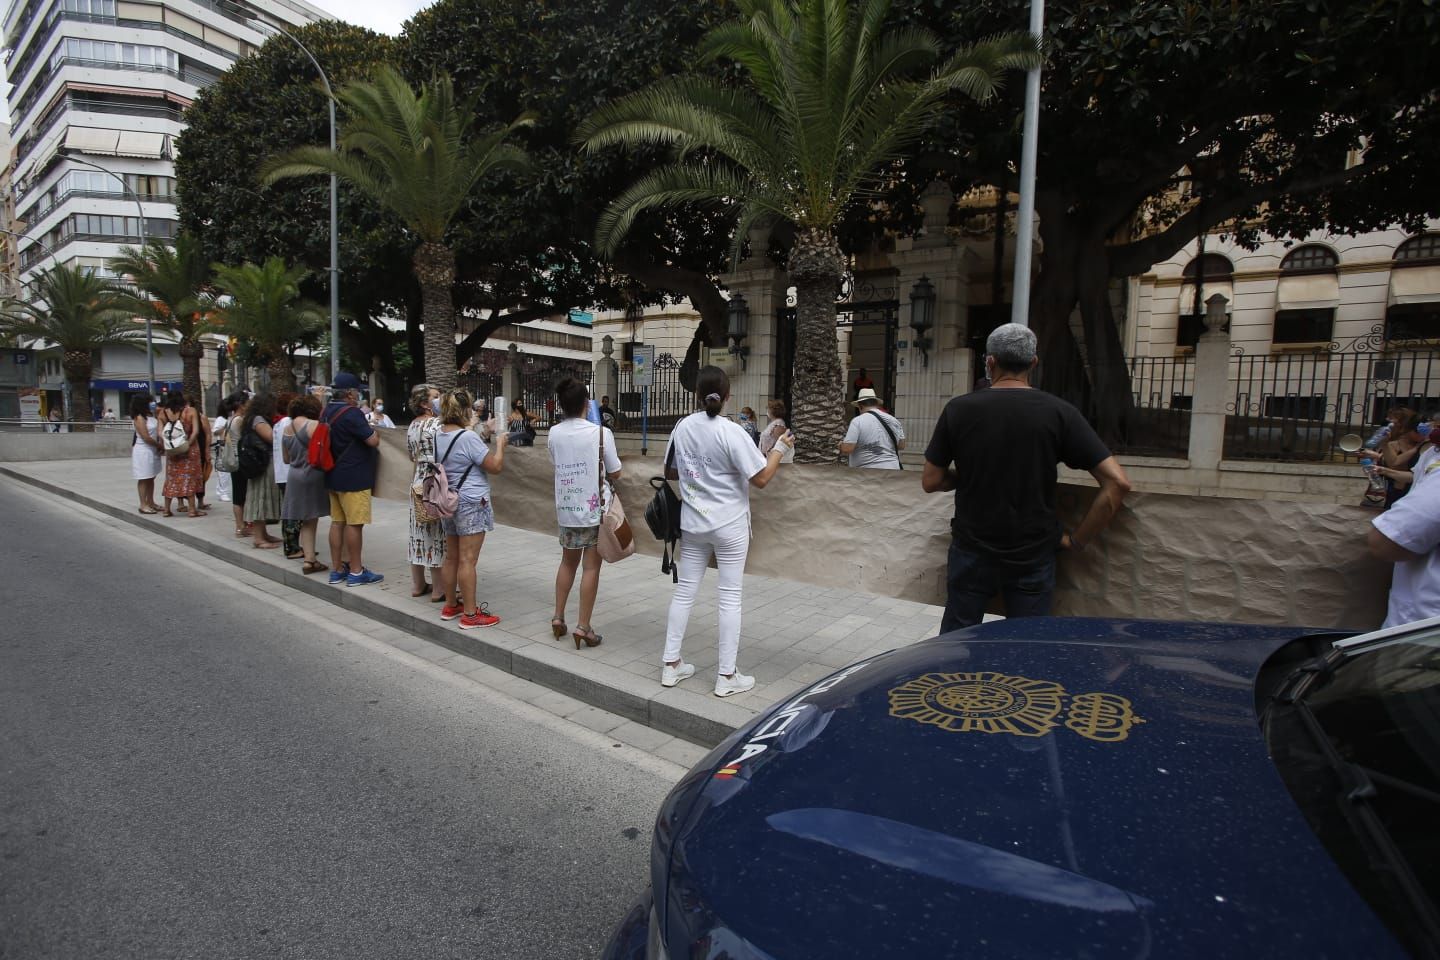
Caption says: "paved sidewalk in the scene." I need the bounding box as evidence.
[2,458,947,746]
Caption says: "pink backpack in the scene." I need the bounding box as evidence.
[421,432,474,519]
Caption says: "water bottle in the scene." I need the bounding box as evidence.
[1360,456,1386,493]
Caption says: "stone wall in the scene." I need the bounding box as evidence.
[376,431,1390,632]
[0,430,134,461]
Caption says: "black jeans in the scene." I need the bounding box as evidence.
[941,540,1057,633]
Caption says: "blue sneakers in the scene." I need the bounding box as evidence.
[347,568,384,587]
[327,563,350,585]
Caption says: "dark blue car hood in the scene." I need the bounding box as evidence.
[659,618,1405,959]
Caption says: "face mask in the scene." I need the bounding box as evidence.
[739,414,750,421]
[375,404,384,413]
[148,401,158,413]
[431,398,441,415]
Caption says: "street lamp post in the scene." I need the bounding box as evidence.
[243,16,340,385]
[60,150,154,394]
[1009,0,1045,328]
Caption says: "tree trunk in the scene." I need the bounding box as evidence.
[266,352,298,395]
[414,242,457,391]
[178,336,204,407]
[62,351,94,433]
[787,228,846,464]
[1028,193,1133,445]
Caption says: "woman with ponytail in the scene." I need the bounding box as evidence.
[660,365,793,697]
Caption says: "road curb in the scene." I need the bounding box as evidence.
[1,466,742,748]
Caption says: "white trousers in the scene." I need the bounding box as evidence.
[215,470,232,500]
[664,515,750,676]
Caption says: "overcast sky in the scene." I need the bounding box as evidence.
[317,0,433,35]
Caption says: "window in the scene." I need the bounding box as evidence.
[1263,394,1327,420]
[1273,308,1335,345]
[1281,245,1339,274]
[60,0,116,14]
[1386,303,1440,341]
[1179,254,1233,347]
[1395,234,1440,263]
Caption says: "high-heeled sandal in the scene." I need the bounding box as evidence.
[573,626,602,649]
[551,617,567,639]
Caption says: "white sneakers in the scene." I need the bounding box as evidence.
[661,660,696,687]
[713,672,756,698]
[660,661,755,697]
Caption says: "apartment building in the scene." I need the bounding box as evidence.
[3,0,329,414]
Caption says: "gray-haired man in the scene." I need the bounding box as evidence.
[921,323,1131,630]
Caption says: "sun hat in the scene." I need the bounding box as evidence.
[852,388,882,407]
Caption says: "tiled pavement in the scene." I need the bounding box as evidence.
[2,457,955,747]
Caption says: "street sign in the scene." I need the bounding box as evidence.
[567,309,594,327]
[13,351,30,365]
[632,344,655,388]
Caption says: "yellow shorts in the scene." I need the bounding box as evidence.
[328,490,372,525]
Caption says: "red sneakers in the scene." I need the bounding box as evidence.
[440,603,464,621]
[458,606,501,630]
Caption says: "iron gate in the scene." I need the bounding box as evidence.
[775,272,900,417]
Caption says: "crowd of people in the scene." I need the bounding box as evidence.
[121,322,1439,696]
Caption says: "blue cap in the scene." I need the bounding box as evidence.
[331,372,362,391]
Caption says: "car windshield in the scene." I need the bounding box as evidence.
[1264,625,1440,956]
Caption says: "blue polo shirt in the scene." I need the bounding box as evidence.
[321,401,377,492]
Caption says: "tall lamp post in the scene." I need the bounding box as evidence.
[243,14,340,385]
[1009,0,1045,329]
[59,150,155,394]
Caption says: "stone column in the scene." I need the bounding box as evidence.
[889,180,972,444]
[594,335,619,406]
[725,225,789,425]
[502,342,522,408]
[1188,293,1232,472]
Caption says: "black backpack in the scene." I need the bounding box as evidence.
[644,446,682,582]
[237,424,272,480]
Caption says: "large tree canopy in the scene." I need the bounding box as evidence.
[908,0,1440,431]
[397,0,742,356]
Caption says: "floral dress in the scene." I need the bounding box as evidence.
[161,411,202,499]
[407,415,446,567]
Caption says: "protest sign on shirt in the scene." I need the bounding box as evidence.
[548,417,620,527]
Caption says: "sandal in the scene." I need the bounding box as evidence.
[252,541,280,550]
[572,626,602,649]
[412,583,433,598]
[138,507,158,515]
[162,510,174,518]
[429,591,448,603]
[551,617,567,639]
[302,560,327,575]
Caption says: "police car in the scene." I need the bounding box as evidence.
[602,616,1440,959]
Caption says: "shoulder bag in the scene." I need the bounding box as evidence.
[216,418,239,473]
[595,427,635,563]
[867,410,904,470]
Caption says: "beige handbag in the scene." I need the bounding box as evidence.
[595,427,635,563]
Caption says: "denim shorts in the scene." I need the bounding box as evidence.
[441,497,494,537]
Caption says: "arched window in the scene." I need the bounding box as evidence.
[1395,233,1440,263]
[1388,234,1440,341]
[1182,253,1234,282]
[1178,254,1233,347]
[1280,245,1339,274]
[1275,246,1340,344]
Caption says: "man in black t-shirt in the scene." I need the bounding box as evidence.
[922,323,1131,630]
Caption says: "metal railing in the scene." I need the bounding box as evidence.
[615,352,694,432]
[1040,354,1195,457]
[1224,338,1440,460]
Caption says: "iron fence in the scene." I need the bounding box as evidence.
[1040,354,1195,457]
[615,352,693,431]
[1224,331,1439,460]
[518,362,592,426]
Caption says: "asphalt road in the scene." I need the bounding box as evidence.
[0,480,675,960]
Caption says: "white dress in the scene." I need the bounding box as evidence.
[131,416,162,480]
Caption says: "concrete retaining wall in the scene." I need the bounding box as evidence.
[436,437,1389,631]
[0,431,133,461]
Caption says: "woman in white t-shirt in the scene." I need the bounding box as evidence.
[435,388,508,631]
[546,379,622,650]
[661,366,792,697]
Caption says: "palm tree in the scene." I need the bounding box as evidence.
[577,0,1038,461]
[261,65,531,391]
[110,234,214,404]
[210,257,326,394]
[0,265,147,432]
